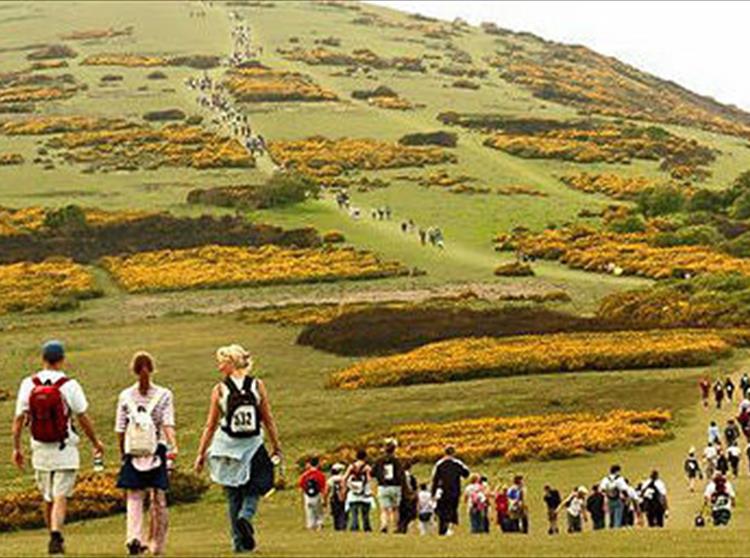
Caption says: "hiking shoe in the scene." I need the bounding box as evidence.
[48,531,65,555]
[126,539,143,556]
[236,517,256,552]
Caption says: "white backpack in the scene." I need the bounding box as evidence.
[124,388,163,457]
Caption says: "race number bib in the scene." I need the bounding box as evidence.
[384,464,394,481]
[231,404,257,434]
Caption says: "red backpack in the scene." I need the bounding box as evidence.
[29,376,70,444]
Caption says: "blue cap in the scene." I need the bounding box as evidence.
[42,340,65,363]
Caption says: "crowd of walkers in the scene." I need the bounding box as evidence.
[333,191,446,249]
[12,340,281,555]
[10,339,749,556]
[184,14,268,159]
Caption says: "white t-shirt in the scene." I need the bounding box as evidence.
[417,490,435,515]
[15,370,89,471]
[704,445,718,464]
[599,474,629,498]
[728,446,742,459]
[566,495,585,517]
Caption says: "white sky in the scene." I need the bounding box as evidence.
[367,1,750,111]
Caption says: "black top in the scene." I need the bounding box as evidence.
[586,492,605,517]
[373,455,405,487]
[430,456,470,501]
[544,489,562,510]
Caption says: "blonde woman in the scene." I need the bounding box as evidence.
[115,352,177,556]
[194,344,282,553]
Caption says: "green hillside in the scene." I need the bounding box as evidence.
[2,1,750,556]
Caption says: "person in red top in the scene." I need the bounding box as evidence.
[700,378,711,408]
[495,483,510,532]
[298,457,328,530]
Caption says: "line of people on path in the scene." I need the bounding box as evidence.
[12,340,282,556]
[296,440,677,538]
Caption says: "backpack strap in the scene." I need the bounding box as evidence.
[32,376,42,387]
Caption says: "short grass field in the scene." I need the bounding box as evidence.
[2,0,750,556]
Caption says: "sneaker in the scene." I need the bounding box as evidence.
[236,517,256,552]
[126,539,143,556]
[48,531,65,555]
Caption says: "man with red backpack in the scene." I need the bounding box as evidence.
[11,340,104,555]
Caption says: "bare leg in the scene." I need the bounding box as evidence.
[50,497,67,532]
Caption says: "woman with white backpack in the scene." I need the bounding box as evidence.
[115,352,177,556]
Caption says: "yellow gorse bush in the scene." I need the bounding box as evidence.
[1,116,135,136]
[314,409,671,465]
[0,470,208,532]
[329,329,733,389]
[268,137,456,179]
[224,67,338,103]
[496,227,750,280]
[0,206,152,237]
[0,259,99,314]
[0,153,24,165]
[47,124,254,170]
[560,172,662,200]
[101,245,409,293]
[80,53,169,67]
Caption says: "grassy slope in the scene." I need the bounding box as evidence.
[1,0,750,555]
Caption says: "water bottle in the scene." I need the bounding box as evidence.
[93,454,104,473]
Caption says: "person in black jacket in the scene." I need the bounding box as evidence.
[586,485,606,530]
[431,446,470,536]
[543,485,562,534]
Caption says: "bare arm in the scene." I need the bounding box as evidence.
[257,380,281,456]
[163,425,178,454]
[11,414,25,470]
[77,413,104,455]
[194,385,221,472]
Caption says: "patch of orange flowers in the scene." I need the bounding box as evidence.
[329,329,734,389]
[101,244,409,293]
[314,409,671,465]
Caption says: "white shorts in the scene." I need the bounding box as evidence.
[304,495,324,529]
[378,485,402,510]
[35,470,77,502]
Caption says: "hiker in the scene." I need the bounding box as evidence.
[418,228,427,246]
[714,380,725,409]
[559,486,587,533]
[464,474,488,534]
[716,448,730,477]
[115,352,177,556]
[725,419,741,447]
[494,483,511,532]
[684,447,703,492]
[397,461,418,534]
[297,456,327,531]
[703,442,719,479]
[507,475,529,534]
[739,393,750,440]
[543,485,562,535]
[699,377,710,408]
[740,373,750,397]
[373,438,404,533]
[640,470,668,528]
[708,421,721,445]
[431,445,470,536]
[383,206,392,220]
[416,483,435,535]
[623,481,642,528]
[327,463,348,531]
[342,449,374,532]
[194,344,282,553]
[704,473,735,526]
[585,485,606,530]
[599,465,629,528]
[400,221,408,234]
[727,442,741,478]
[725,377,736,401]
[11,340,105,555]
